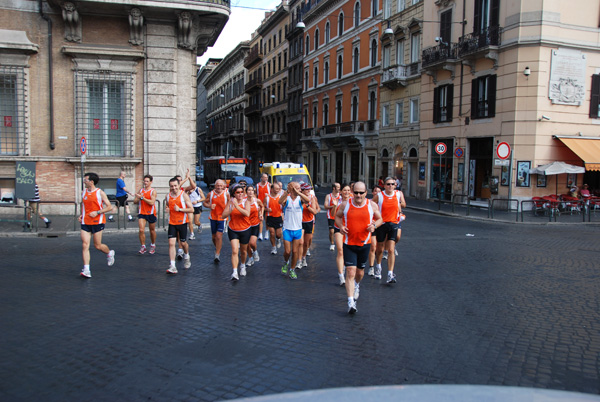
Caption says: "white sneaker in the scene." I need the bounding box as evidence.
[177,249,184,260]
[348,299,357,314]
[188,232,195,240]
[353,282,360,300]
[306,249,311,256]
[166,266,178,274]
[258,234,263,241]
[368,266,374,276]
[329,244,335,251]
[383,250,388,260]
[240,265,247,276]
[295,260,303,270]
[338,273,346,286]
[198,226,203,234]
[265,231,269,240]
[247,257,254,266]
[253,250,260,262]
[231,270,239,281]
[214,253,220,263]
[271,246,277,255]
[107,250,115,266]
[374,265,382,280]
[395,248,398,256]
[277,238,282,249]
[80,268,91,278]
[387,271,397,284]
[184,257,191,269]
[302,257,307,267]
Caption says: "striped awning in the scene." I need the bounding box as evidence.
[555,137,600,171]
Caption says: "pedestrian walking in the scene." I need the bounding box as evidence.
[108,170,135,222]
[79,172,115,278]
[133,175,157,255]
[166,177,193,274]
[222,184,251,281]
[335,181,383,314]
[27,182,51,228]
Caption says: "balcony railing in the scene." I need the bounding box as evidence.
[244,75,262,92]
[381,63,420,88]
[258,132,286,143]
[244,103,262,116]
[458,27,502,58]
[244,45,263,68]
[321,120,378,138]
[422,43,458,68]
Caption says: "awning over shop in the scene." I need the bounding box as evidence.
[554,136,600,171]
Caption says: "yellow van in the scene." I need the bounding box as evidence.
[260,162,314,190]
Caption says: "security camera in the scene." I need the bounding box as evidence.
[540,115,550,121]
[435,37,441,43]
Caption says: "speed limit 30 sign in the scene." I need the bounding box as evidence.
[435,142,447,155]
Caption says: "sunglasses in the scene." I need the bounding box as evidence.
[354,191,366,195]
[385,183,396,185]
[235,191,244,194]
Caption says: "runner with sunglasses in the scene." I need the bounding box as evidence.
[335,182,382,314]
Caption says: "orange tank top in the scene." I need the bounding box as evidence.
[257,182,270,203]
[138,188,156,216]
[326,193,341,219]
[168,191,188,225]
[378,190,402,223]
[228,199,251,231]
[248,200,260,226]
[82,188,105,225]
[209,190,228,221]
[302,195,316,222]
[265,193,282,217]
[342,200,374,246]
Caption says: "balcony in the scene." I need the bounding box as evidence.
[244,103,262,116]
[258,132,286,144]
[422,43,458,69]
[244,45,263,68]
[458,27,502,59]
[245,131,258,142]
[301,128,319,139]
[381,63,420,89]
[244,75,262,92]
[320,120,378,147]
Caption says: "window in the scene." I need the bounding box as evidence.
[383,0,391,18]
[383,45,391,68]
[369,91,376,120]
[382,104,389,126]
[279,29,282,44]
[397,0,405,12]
[395,101,404,125]
[75,71,133,157]
[284,51,287,67]
[433,84,453,123]
[0,67,26,155]
[338,13,344,36]
[324,62,329,84]
[278,54,282,71]
[314,66,318,88]
[325,23,330,44]
[315,29,320,51]
[370,39,378,67]
[412,0,420,4]
[303,108,308,128]
[337,55,343,79]
[471,75,496,119]
[396,40,405,65]
[410,33,420,63]
[353,47,360,73]
[306,35,310,55]
[313,105,318,127]
[410,98,419,123]
[352,96,358,120]
[474,0,499,33]
[323,103,329,125]
[354,3,361,27]
[440,9,452,44]
[590,74,600,118]
[304,71,309,91]
[372,0,378,16]
[336,100,342,123]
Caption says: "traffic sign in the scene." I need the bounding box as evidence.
[454,147,464,158]
[80,137,87,155]
[496,142,510,160]
[435,142,447,155]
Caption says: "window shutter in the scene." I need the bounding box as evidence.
[491,0,500,27]
[590,74,600,118]
[447,84,454,122]
[488,75,497,117]
[440,10,452,43]
[473,0,481,34]
[433,87,440,123]
[471,79,478,118]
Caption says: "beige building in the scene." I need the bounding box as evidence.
[0,0,228,211]
[380,0,424,196]
[420,0,600,202]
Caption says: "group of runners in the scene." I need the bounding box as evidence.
[78,170,405,314]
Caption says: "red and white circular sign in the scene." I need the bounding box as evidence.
[496,142,511,160]
[435,142,447,155]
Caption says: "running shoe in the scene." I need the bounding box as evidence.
[289,269,298,280]
[258,234,263,241]
[348,300,357,314]
[295,260,302,270]
[329,244,335,251]
[128,217,136,222]
[277,238,282,249]
[265,231,269,240]
[353,282,360,300]
[247,257,254,266]
[214,253,220,263]
[231,270,239,281]
[395,248,398,256]
[281,262,289,275]
[367,266,374,276]
[107,250,115,266]
[188,232,196,240]
[166,266,178,274]
[149,245,156,255]
[302,257,307,268]
[374,265,382,280]
[138,245,147,255]
[253,250,260,262]
[177,249,184,260]
[383,250,388,260]
[80,268,91,278]
[387,271,397,284]
[271,247,277,255]
[240,265,247,276]
[184,257,191,269]
[306,249,311,256]
[198,226,203,234]
[107,216,115,222]
[338,273,346,286]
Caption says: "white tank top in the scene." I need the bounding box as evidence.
[282,195,303,231]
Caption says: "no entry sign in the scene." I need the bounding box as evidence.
[496,142,511,160]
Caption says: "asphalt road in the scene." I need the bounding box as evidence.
[1,210,599,401]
